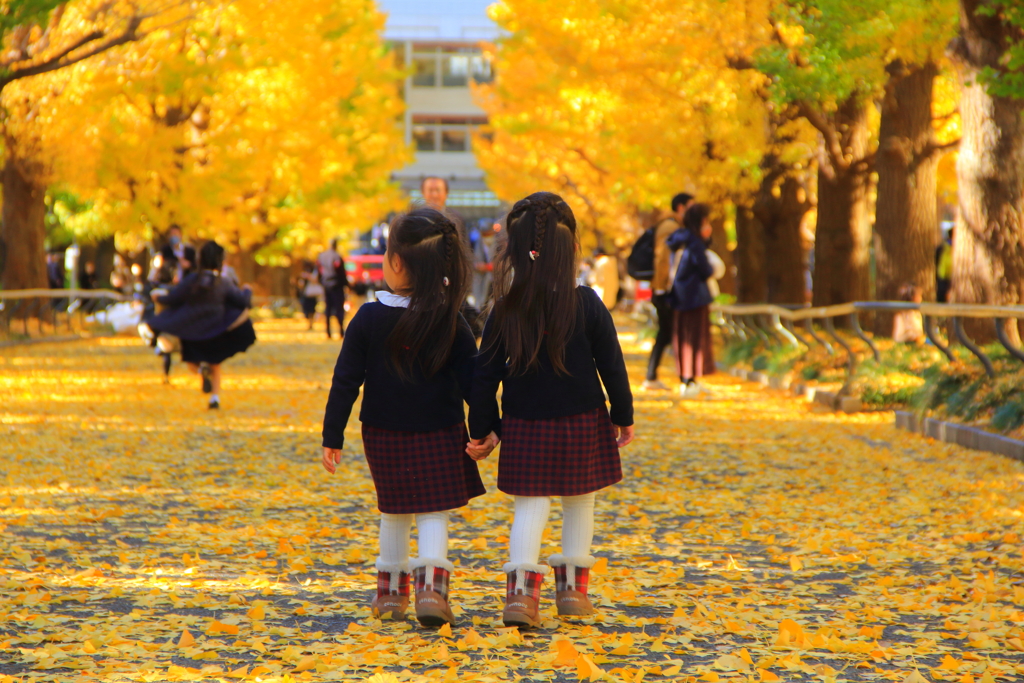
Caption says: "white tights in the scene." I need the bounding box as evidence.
[508,493,596,566]
[377,511,449,570]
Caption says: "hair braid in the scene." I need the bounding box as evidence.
[531,201,551,260]
[438,215,458,285]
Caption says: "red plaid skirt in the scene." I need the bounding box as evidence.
[497,407,622,496]
[361,422,486,514]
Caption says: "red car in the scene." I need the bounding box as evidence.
[346,254,385,292]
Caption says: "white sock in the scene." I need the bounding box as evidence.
[415,511,450,563]
[210,394,219,403]
[508,496,551,567]
[560,493,596,559]
[377,513,412,571]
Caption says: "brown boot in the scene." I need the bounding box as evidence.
[550,555,596,617]
[502,564,548,629]
[371,565,409,620]
[412,560,455,627]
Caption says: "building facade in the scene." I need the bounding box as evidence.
[379,1,502,222]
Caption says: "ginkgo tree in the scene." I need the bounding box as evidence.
[0,0,408,291]
[950,1,1024,341]
[473,0,774,252]
[56,0,408,265]
[0,0,196,291]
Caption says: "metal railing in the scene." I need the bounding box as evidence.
[0,289,130,342]
[0,290,311,342]
[712,301,1024,380]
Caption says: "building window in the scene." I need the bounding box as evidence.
[410,45,494,88]
[413,125,437,151]
[412,55,437,87]
[412,116,486,153]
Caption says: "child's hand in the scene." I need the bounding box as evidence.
[613,425,635,448]
[466,432,499,461]
[322,447,342,473]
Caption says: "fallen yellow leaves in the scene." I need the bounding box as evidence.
[0,319,1023,683]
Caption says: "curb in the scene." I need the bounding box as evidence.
[726,366,861,413]
[894,411,1024,462]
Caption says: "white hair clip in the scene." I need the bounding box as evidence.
[529,250,539,261]
[443,277,450,286]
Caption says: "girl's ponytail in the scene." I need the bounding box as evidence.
[386,208,472,381]
[487,192,579,375]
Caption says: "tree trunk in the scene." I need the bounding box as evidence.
[950,1,1024,343]
[0,151,48,291]
[873,61,942,335]
[734,203,766,303]
[756,175,811,305]
[811,95,872,307]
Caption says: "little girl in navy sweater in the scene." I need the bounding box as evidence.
[321,207,485,627]
[467,192,634,628]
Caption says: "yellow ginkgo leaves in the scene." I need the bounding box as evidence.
[0,317,1023,683]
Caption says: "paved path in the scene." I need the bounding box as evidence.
[1,319,1023,683]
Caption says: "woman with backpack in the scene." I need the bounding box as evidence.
[667,203,715,399]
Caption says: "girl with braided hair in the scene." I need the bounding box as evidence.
[467,191,635,628]
[321,207,484,627]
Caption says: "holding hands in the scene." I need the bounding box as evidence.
[466,432,499,461]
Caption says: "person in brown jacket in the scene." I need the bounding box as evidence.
[642,193,693,391]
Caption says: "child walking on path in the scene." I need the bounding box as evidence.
[467,192,635,628]
[321,208,485,627]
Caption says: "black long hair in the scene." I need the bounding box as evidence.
[386,207,472,381]
[486,191,579,376]
[192,240,225,293]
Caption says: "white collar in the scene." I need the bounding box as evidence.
[376,291,410,308]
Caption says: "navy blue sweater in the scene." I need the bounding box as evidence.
[666,229,714,312]
[468,286,634,439]
[322,302,477,449]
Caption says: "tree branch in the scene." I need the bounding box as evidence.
[796,101,849,171]
[0,15,143,91]
[921,137,962,160]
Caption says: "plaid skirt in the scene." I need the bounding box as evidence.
[361,422,486,514]
[498,407,622,496]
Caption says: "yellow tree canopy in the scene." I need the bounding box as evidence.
[474,0,777,244]
[3,0,408,260]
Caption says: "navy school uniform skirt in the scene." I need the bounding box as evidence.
[181,319,257,365]
[497,407,622,497]
[361,421,486,514]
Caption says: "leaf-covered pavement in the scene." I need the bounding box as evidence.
[1,318,1023,683]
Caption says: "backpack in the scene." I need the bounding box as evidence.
[626,227,656,281]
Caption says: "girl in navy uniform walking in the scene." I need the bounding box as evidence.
[467,192,635,628]
[321,207,485,627]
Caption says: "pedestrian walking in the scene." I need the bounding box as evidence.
[590,248,620,310]
[643,193,693,391]
[467,191,635,629]
[471,220,499,311]
[317,239,349,339]
[159,225,196,283]
[667,203,716,398]
[148,241,256,409]
[296,260,323,331]
[320,207,483,628]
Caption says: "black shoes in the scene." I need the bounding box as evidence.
[208,398,220,410]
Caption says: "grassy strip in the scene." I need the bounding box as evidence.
[721,331,1024,440]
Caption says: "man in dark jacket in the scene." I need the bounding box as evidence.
[643,192,693,391]
[317,238,349,339]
